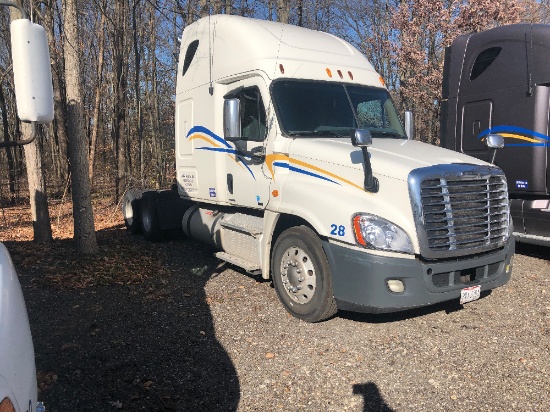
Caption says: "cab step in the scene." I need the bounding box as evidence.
[215,251,261,275]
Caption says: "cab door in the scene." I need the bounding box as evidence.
[224,79,272,209]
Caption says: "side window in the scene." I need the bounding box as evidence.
[182,40,199,76]
[470,47,501,81]
[236,87,267,142]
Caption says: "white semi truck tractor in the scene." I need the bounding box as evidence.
[123,15,514,322]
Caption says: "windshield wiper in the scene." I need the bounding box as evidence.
[288,130,346,137]
[287,131,312,136]
[311,130,346,137]
[371,131,406,139]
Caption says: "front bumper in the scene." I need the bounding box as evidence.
[322,237,514,314]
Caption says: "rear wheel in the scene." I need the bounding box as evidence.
[141,193,162,241]
[122,189,142,234]
[271,226,337,322]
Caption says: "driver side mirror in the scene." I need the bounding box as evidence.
[223,98,241,142]
[485,134,504,164]
[351,129,378,193]
[485,134,504,149]
[351,129,372,147]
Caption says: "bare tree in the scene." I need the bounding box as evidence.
[89,9,106,186]
[43,0,69,189]
[337,0,398,90]
[63,0,98,253]
[0,83,17,203]
[392,0,521,144]
[113,0,128,201]
[9,1,52,243]
[277,0,290,22]
[200,0,209,17]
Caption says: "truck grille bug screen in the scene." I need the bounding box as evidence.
[409,165,510,259]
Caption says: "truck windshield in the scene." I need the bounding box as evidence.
[271,80,406,139]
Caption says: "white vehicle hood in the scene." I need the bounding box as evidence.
[288,137,488,181]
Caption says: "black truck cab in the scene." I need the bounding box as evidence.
[440,23,550,246]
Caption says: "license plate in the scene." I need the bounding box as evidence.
[460,285,481,304]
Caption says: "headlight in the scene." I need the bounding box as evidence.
[352,213,413,253]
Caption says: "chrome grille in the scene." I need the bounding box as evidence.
[409,165,510,259]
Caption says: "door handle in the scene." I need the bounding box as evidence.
[249,146,265,162]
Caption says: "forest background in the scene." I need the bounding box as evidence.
[0,0,547,252]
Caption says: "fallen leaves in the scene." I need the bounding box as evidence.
[2,198,175,290]
[37,371,58,391]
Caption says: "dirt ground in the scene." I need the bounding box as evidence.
[1,200,549,411]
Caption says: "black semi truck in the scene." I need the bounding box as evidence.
[441,23,550,247]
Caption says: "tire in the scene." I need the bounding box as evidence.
[140,193,162,242]
[271,226,337,322]
[122,189,143,234]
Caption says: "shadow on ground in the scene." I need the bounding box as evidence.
[8,226,240,411]
[515,241,550,260]
[353,382,394,412]
[339,289,492,324]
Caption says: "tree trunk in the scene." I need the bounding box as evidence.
[199,0,209,17]
[89,11,106,186]
[44,0,69,188]
[44,1,68,188]
[113,0,128,201]
[10,2,53,243]
[132,0,144,186]
[22,125,53,243]
[0,84,17,204]
[277,0,290,23]
[63,0,98,253]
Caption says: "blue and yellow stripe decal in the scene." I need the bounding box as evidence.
[186,126,366,191]
[479,126,548,147]
[186,126,255,179]
[265,154,365,192]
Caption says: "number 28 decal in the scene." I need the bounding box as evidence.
[330,224,346,236]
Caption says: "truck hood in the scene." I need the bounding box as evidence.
[287,137,487,181]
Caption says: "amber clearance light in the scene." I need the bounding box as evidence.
[352,215,367,246]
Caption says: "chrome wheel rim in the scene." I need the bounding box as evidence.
[279,246,316,304]
[124,200,133,222]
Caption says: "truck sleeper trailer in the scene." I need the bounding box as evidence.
[441,23,550,247]
[124,15,514,322]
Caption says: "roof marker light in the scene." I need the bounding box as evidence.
[348,71,353,80]
[326,68,332,78]
[379,76,385,86]
[337,70,343,79]
[279,64,285,74]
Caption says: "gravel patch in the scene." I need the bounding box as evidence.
[14,231,550,411]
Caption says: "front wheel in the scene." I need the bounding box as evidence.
[271,226,337,322]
